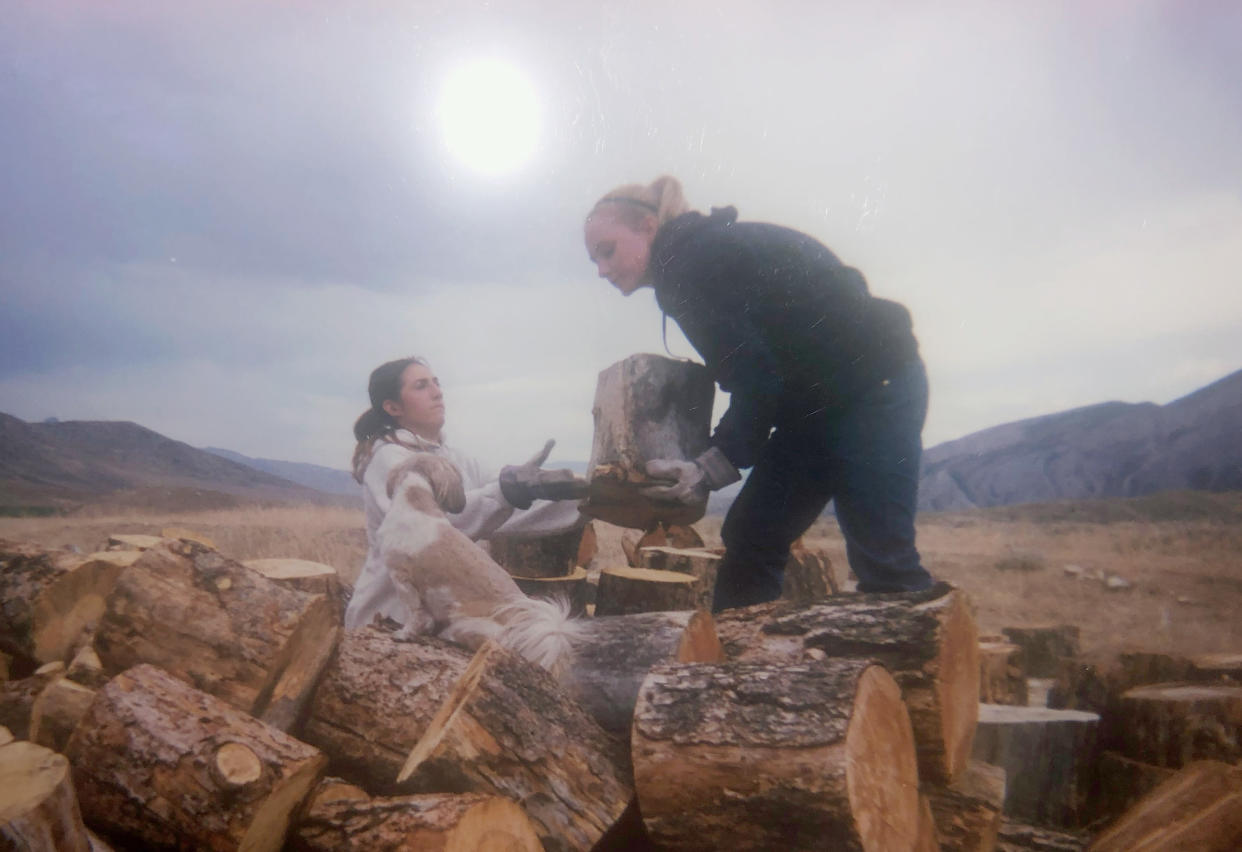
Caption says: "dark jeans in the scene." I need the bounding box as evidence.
[712,358,933,611]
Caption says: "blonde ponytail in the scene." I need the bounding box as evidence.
[588,175,693,227]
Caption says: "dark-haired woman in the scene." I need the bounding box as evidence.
[344,356,582,630]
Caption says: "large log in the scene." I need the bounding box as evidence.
[925,759,1006,852]
[562,610,724,737]
[0,737,92,852]
[715,583,980,785]
[1087,760,1242,852]
[489,524,588,579]
[971,704,1099,828]
[632,658,921,851]
[299,630,472,794]
[1114,681,1242,767]
[582,354,715,529]
[0,542,133,669]
[638,546,721,610]
[594,566,700,616]
[65,663,327,852]
[290,777,543,851]
[396,641,632,852]
[93,539,340,731]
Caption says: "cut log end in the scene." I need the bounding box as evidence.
[0,739,90,852]
[215,742,263,787]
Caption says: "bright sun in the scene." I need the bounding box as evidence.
[436,57,541,177]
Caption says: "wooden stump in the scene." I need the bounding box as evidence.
[65,663,327,852]
[594,567,700,616]
[93,539,340,731]
[1001,626,1080,679]
[639,546,721,610]
[0,542,132,668]
[925,759,1006,852]
[511,567,592,616]
[582,354,715,530]
[715,583,981,786]
[562,610,723,737]
[299,630,472,794]
[971,704,1099,828]
[489,524,588,579]
[782,543,840,602]
[981,640,1029,706]
[632,658,921,851]
[1088,760,1242,852]
[396,641,632,852]
[30,677,97,752]
[1115,682,1242,767]
[290,777,544,851]
[0,738,91,852]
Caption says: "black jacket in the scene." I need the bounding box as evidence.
[650,206,920,469]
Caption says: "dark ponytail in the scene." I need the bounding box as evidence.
[351,356,428,481]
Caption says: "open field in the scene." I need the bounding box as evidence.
[3,490,1240,665]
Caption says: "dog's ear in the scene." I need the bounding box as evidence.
[408,453,467,514]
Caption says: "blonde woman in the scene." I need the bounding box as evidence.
[584,176,934,610]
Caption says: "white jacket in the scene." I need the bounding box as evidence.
[344,430,584,629]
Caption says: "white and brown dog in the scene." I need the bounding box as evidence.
[378,451,581,674]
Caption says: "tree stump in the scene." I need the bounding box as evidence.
[489,524,588,579]
[510,567,592,616]
[1115,682,1242,767]
[299,630,472,794]
[782,542,840,602]
[594,567,700,616]
[582,354,715,530]
[632,658,921,851]
[1001,626,1080,679]
[0,738,91,852]
[971,704,1099,828]
[290,777,544,851]
[65,663,327,852]
[715,583,980,786]
[638,546,721,610]
[1088,760,1242,852]
[30,677,97,753]
[562,610,723,738]
[0,542,132,668]
[925,759,1006,852]
[93,539,340,731]
[981,640,1029,705]
[396,641,632,852]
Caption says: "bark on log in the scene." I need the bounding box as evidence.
[0,542,132,668]
[299,630,472,795]
[782,543,840,602]
[30,677,96,753]
[0,738,91,852]
[925,759,1006,852]
[594,567,700,616]
[980,641,1029,706]
[715,583,981,786]
[290,777,544,851]
[1001,626,1080,679]
[582,354,715,530]
[396,641,632,852]
[93,539,340,731]
[243,558,344,619]
[65,663,327,852]
[1087,760,1242,852]
[562,610,724,737]
[511,567,591,616]
[632,658,921,851]
[638,546,721,610]
[489,524,588,579]
[1115,682,1242,767]
[971,704,1099,828]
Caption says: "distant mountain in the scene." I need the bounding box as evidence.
[918,368,1242,511]
[0,413,344,509]
[203,447,360,498]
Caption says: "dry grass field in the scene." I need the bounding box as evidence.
[3,490,1240,666]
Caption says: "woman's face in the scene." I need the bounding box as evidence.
[383,362,445,439]
[584,208,658,296]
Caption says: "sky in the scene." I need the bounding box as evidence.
[2,0,1241,474]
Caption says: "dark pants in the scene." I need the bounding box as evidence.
[712,358,933,611]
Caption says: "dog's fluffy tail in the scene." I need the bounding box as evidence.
[491,595,582,677]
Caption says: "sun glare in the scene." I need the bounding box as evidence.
[436,57,541,177]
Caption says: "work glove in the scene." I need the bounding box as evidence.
[641,446,741,507]
[499,440,589,509]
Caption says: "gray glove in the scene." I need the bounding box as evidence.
[498,439,589,509]
[641,446,741,507]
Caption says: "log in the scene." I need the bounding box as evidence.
[0,738,91,852]
[1088,751,1177,827]
[396,641,632,852]
[632,658,921,851]
[93,539,340,731]
[511,566,592,616]
[0,664,65,741]
[594,567,700,616]
[1190,652,1242,682]
[925,759,1006,852]
[243,558,344,618]
[980,640,1029,706]
[488,524,588,579]
[997,821,1086,851]
[0,542,132,667]
[638,546,721,610]
[715,583,981,785]
[562,610,724,737]
[1087,760,1242,852]
[782,542,840,602]
[299,630,472,794]
[65,663,327,852]
[1001,626,1080,679]
[971,704,1099,828]
[64,646,109,691]
[290,777,543,851]
[29,677,96,752]
[581,354,715,529]
[1114,681,1242,767]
